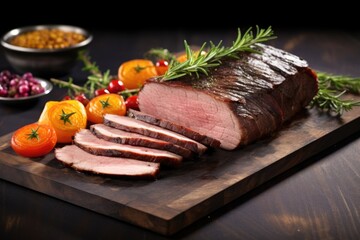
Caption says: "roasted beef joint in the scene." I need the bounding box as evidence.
[138,44,318,150]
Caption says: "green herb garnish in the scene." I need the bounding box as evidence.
[162,26,276,81]
[310,72,360,115]
[51,51,115,98]
[144,48,177,62]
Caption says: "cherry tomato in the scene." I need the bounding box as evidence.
[74,93,90,106]
[107,79,125,93]
[155,60,169,75]
[86,93,126,124]
[125,95,139,110]
[11,123,57,157]
[177,50,207,63]
[62,95,72,101]
[95,88,110,96]
[118,59,158,89]
[38,100,87,143]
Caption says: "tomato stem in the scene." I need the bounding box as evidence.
[59,110,76,125]
[100,97,111,109]
[134,65,148,73]
[26,127,40,140]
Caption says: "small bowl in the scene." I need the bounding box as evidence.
[0,77,53,106]
[1,25,92,78]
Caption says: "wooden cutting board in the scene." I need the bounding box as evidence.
[1,97,360,236]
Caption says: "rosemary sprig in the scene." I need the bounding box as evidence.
[316,71,360,94]
[144,48,177,62]
[162,26,276,81]
[310,72,360,115]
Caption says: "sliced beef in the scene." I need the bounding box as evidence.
[74,129,182,167]
[90,123,193,158]
[127,109,220,148]
[103,114,207,154]
[138,43,318,150]
[55,145,160,179]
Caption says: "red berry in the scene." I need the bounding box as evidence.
[125,95,139,110]
[107,79,125,93]
[74,93,90,106]
[62,95,72,101]
[95,88,110,96]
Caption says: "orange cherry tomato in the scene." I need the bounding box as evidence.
[176,50,207,63]
[11,123,57,157]
[38,100,87,143]
[86,93,126,124]
[176,54,188,63]
[118,59,158,89]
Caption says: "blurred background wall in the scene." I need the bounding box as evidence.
[0,1,356,34]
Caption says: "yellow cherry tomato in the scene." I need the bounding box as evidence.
[38,100,87,143]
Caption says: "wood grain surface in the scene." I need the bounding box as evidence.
[0,95,359,235]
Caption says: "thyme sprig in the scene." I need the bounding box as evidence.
[162,26,276,81]
[310,72,360,115]
[51,51,115,98]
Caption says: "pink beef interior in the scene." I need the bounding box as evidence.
[139,83,242,150]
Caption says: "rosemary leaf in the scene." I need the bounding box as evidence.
[163,26,276,81]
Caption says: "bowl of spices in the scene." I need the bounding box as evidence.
[1,25,92,78]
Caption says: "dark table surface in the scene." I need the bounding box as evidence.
[1,29,360,239]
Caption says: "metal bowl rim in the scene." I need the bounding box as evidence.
[1,24,92,53]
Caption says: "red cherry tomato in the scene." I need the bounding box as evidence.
[95,88,110,96]
[107,79,125,93]
[74,93,90,106]
[11,123,57,157]
[62,95,72,101]
[155,60,169,75]
[125,95,139,110]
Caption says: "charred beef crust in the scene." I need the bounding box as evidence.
[127,109,221,148]
[143,43,318,146]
